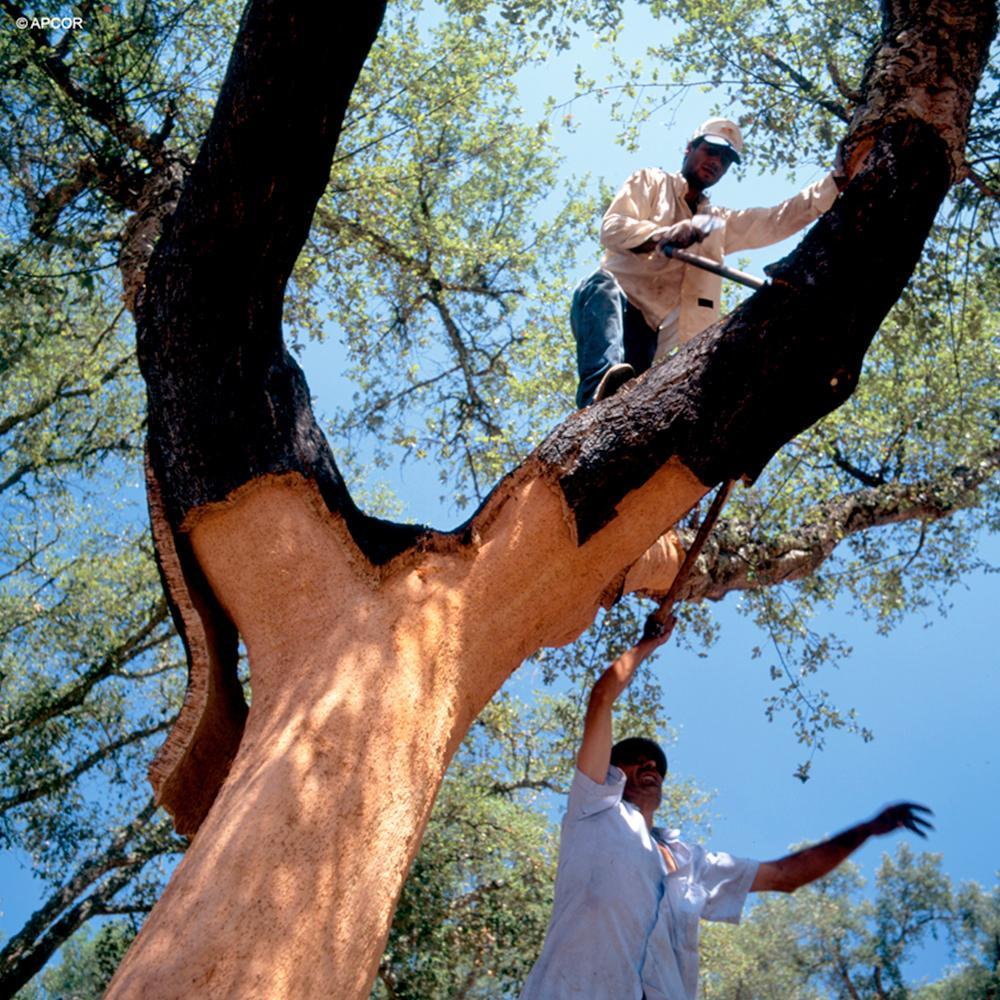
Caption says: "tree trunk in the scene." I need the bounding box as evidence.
[107,0,996,996]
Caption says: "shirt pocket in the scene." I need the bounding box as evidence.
[670,876,708,952]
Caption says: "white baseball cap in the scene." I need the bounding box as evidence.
[690,118,744,163]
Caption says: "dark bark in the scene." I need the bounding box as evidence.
[135,0,421,565]
[135,0,995,562]
[130,0,995,850]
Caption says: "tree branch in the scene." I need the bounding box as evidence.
[760,48,851,122]
[0,435,138,499]
[957,159,1000,198]
[28,154,149,239]
[0,717,175,814]
[0,803,177,997]
[0,597,170,744]
[0,340,131,439]
[488,777,561,797]
[831,447,886,488]
[670,448,1000,604]
[0,0,160,159]
[827,57,864,105]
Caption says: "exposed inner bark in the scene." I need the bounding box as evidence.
[145,456,245,835]
[108,459,707,998]
[145,117,953,832]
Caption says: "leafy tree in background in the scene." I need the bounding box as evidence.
[16,921,135,1000]
[699,846,978,999]
[0,255,185,991]
[0,0,995,994]
[923,877,1000,999]
[0,2,232,988]
[25,842,1000,999]
[312,2,597,507]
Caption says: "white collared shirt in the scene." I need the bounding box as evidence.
[521,767,758,1000]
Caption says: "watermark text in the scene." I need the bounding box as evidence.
[15,15,84,29]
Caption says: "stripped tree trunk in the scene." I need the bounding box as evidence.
[106,0,996,996]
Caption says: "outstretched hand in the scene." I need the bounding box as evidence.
[868,802,934,839]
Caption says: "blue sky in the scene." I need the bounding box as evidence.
[2,3,996,989]
[514,11,998,981]
[501,13,997,889]
[299,44,995,981]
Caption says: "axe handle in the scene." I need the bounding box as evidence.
[641,479,735,641]
[661,246,766,290]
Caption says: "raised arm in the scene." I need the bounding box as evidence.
[751,802,934,893]
[576,621,673,783]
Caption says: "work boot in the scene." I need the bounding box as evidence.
[593,363,635,402]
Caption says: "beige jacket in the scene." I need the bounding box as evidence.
[600,168,839,356]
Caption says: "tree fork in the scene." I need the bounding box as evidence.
[141,96,954,841]
[110,0,996,995]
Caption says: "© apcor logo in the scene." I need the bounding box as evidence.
[15,14,84,28]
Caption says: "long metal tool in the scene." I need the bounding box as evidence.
[660,245,766,290]
[641,479,735,641]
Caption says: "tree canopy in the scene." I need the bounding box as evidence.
[0,0,996,994]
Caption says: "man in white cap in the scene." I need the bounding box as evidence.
[572,118,841,407]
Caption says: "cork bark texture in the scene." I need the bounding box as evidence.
[841,0,995,179]
[144,455,246,835]
[108,461,704,999]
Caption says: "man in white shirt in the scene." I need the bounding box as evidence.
[573,118,840,406]
[521,622,933,999]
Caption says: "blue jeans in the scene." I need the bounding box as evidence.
[570,269,658,408]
